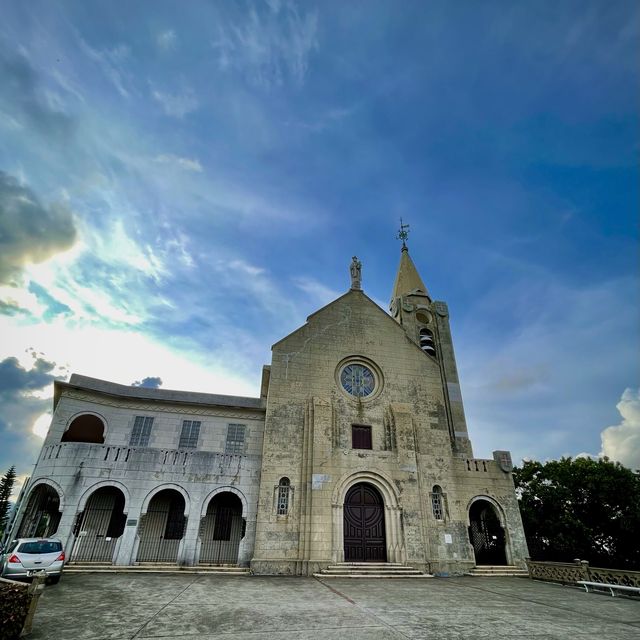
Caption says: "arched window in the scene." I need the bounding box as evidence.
[431,485,444,520]
[277,477,290,515]
[419,328,437,357]
[61,414,105,444]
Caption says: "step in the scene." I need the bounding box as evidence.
[314,573,433,579]
[65,564,249,575]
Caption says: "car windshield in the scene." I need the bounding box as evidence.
[18,541,62,554]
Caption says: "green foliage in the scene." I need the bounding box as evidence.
[0,466,16,539]
[0,581,31,640]
[513,457,640,570]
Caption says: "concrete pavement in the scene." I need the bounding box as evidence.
[30,573,640,639]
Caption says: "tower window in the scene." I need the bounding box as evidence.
[179,420,201,448]
[130,416,154,447]
[277,477,290,515]
[352,424,372,450]
[225,424,246,454]
[419,328,437,357]
[431,485,445,520]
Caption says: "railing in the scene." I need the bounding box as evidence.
[526,559,640,588]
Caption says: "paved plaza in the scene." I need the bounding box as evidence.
[31,573,640,640]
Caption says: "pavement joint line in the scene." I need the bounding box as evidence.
[313,576,411,640]
[438,579,640,628]
[136,624,389,638]
[129,574,202,640]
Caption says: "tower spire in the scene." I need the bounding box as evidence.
[390,219,431,305]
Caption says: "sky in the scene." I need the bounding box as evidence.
[1,0,638,494]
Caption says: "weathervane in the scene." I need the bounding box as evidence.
[396,218,410,249]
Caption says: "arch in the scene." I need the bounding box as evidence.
[17,482,63,538]
[200,486,247,518]
[61,412,106,444]
[137,488,187,563]
[71,485,127,563]
[140,483,190,515]
[467,496,508,566]
[26,478,65,511]
[77,481,131,514]
[331,470,405,564]
[198,491,244,565]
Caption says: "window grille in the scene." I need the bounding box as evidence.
[225,424,246,454]
[130,416,154,447]
[431,485,444,520]
[352,424,372,450]
[277,478,290,515]
[179,420,201,448]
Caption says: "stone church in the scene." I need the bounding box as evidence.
[7,242,528,575]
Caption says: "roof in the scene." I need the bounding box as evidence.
[53,374,265,412]
[390,248,431,302]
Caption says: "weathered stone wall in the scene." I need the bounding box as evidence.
[11,386,265,567]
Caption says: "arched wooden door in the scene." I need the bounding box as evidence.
[468,500,507,565]
[344,483,386,562]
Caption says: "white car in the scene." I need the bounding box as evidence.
[1,538,65,584]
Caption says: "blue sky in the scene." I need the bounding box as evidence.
[1,0,638,491]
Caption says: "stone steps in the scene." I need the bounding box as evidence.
[467,565,529,577]
[65,563,249,575]
[314,562,432,579]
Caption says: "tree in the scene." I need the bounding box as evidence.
[513,457,640,570]
[0,465,17,539]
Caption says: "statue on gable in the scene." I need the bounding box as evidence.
[350,256,362,290]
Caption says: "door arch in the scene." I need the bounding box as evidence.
[136,489,186,563]
[468,499,507,565]
[71,487,126,563]
[17,484,62,538]
[198,492,244,564]
[343,482,386,562]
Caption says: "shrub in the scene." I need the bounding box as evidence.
[0,580,32,640]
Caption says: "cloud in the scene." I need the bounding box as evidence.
[156,30,177,52]
[132,376,163,389]
[78,38,132,98]
[600,388,640,470]
[0,172,77,284]
[211,1,319,87]
[152,88,199,118]
[0,356,58,393]
[0,44,76,141]
[154,154,203,172]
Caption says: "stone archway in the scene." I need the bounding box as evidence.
[198,492,244,565]
[468,498,507,565]
[343,483,386,562]
[332,471,405,564]
[17,484,62,538]
[136,489,186,563]
[71,486,126,563]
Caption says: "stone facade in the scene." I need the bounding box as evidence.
[8,249,528,574]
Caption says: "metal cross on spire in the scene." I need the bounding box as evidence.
[396,218,410,250]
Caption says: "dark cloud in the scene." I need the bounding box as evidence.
[0,356,60,394]
[0,172,77,283]
[0,44,75,141]
[132,376,163,389]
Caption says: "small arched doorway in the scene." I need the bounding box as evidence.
[71,487,126,563]
[137,489,186,563]
[17,484,61,538]
[468,499,507,565]
[343,483,386,562]
[198,492,244,564]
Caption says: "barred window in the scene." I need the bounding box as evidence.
[277,477,290,515]
[179,420,201,448]
[130,416,154,447]
[431,485,444,520]
[225,424,246,454]
[352,424,372,450]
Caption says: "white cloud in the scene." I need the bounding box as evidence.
[293,276,340,308]
[32,412,51,439]
[152,88,199,118]
[600,388,640,470]
[157,30,177,51]
[154,154,203,172]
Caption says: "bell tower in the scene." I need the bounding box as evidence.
[389,221,473,456]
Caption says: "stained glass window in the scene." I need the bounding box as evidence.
[340,364,375,397]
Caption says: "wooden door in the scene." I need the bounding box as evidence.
[344,483,386,562]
